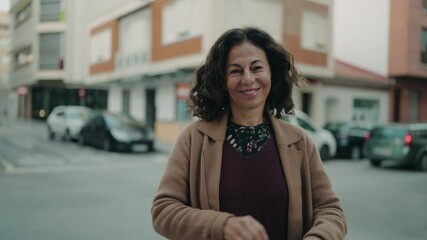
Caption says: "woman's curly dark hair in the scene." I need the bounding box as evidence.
[189,27,302,121]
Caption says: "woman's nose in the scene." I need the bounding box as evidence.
[241,71,255,84]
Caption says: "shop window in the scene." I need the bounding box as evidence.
[353,98,379,122]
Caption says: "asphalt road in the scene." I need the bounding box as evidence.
[1,120,426,240]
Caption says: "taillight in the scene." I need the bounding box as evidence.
[364,132,371,142]
[404,132,412,146]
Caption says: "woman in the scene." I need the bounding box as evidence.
[152,27,347,240]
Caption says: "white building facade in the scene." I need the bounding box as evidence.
[8,0,126,121]
[86,0,344,144]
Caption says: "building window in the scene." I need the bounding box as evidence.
[14,46,33,69]
[117,7,151,69]
[90,29,112,65]
[301,10,328,53]
[15,2,32,26]
[161,0,201,45]
[421,28,427,64]
[39,33,64,70]
[40,0,61,22]
[353,98,379,122]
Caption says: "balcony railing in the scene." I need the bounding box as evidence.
[115,50,150,69]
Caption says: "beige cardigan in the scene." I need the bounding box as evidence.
[152,112,347,240]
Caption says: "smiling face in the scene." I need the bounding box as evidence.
[225,41,271,117]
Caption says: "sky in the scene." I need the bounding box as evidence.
[333,0,389,76]
[0,0,10,12]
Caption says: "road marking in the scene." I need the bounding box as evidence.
[0,158,15,173]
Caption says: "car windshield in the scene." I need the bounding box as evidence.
[370,126,407,139]
[66,109,90,119]
[104,113,140,128]
[324,122,346,131]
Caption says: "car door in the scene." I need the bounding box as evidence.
[52,110,67,137]
[87,115,107,147]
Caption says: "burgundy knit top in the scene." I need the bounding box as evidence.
[219,122,289,240]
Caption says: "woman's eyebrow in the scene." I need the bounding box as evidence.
[251,59,264,65]
[227,59,264,68]
[226,63,241,69]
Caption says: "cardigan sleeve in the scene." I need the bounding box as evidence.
[302,132,347,240]
[151,123,233,240]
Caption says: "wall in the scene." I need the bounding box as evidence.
[319,84,389,125]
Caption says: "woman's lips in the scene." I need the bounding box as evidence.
[239,88,261,96]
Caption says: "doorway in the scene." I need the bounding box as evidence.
[145,89,156,129]
[302,92,312,115]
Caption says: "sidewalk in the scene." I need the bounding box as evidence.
[0,118,174,154]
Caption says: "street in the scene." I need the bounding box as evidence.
[1,120,427,240]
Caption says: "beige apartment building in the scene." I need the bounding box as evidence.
[388,0,427,122]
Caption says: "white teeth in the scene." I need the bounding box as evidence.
[242,90,257,94]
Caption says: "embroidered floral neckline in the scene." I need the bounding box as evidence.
[226,120,272,157]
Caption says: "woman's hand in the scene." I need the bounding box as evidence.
[223,216,269,240]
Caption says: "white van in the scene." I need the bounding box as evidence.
[283,110,337,160]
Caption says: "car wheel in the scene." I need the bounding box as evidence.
[370,159,381,167]
[78,134,85,146]
[147,142,154,152]
[319,145,330,160]
[350,146,361,160]
[416,153,427,171]
[63,129,71,142]
[103,138,112,152]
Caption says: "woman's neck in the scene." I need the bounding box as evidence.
[229,109,265,126]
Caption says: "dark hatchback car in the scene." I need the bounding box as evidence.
[78,111,154,152]
[323,121,373,160]
[363,123,427,171]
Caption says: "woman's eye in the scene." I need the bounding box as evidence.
[252,66,263,72]
[229,69,241,75]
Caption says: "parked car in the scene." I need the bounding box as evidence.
[78,111,154,152]
[323,121,374,160]
[282,110,337,160]
[47,105,92,141]
[363,123,427,171]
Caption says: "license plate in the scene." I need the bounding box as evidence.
[372,147,392,156]
[132,144,148,152]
